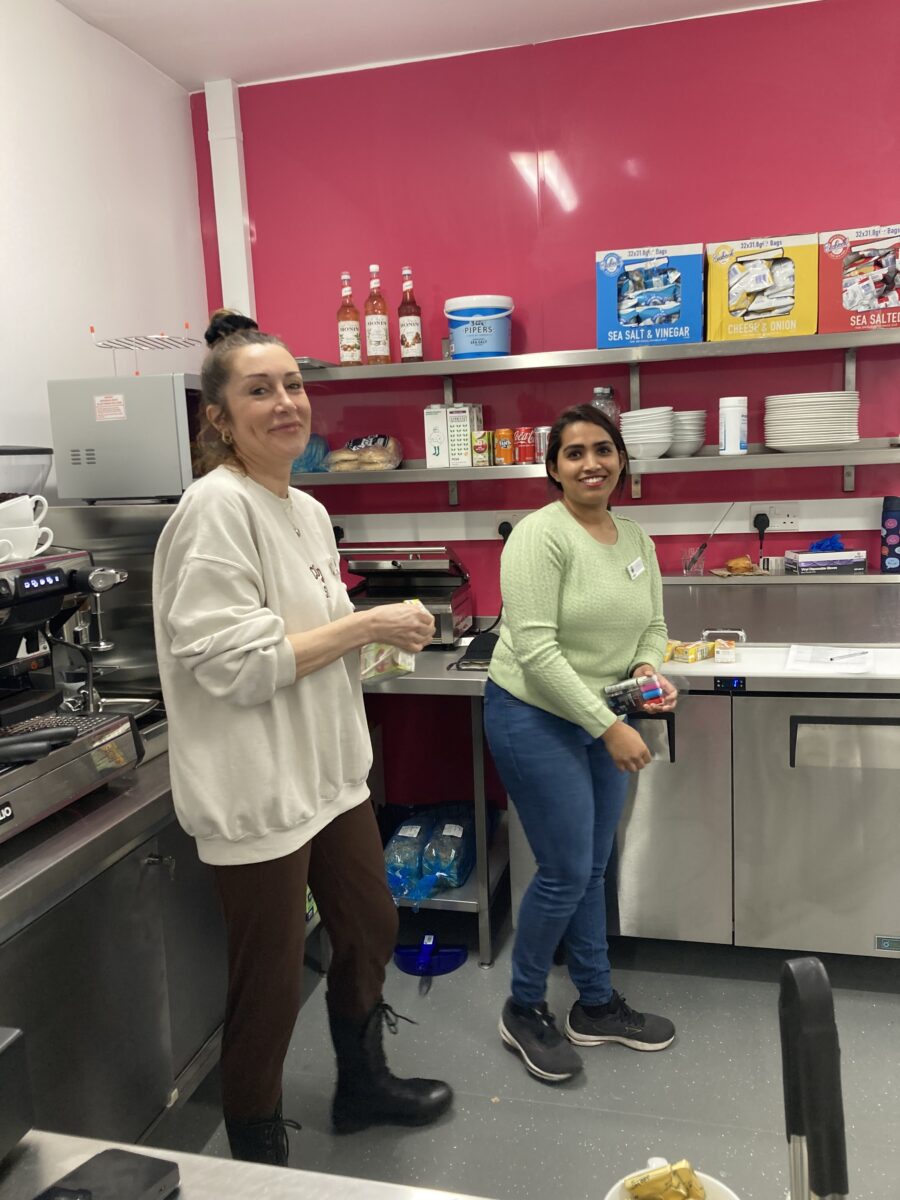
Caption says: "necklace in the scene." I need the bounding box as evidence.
[282,497,302,539]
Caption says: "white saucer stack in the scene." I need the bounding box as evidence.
[665,410,707,457]
[620,407,673,459]
[764,391,860,452]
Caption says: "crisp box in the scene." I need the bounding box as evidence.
[706,234,818,341]
[595,244,704,348]
[818,225,900,333]
[784,549,867,575]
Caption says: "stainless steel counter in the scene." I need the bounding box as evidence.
[364,641,900,698]
[363,646,485,696]
[0,1131,486,1200]
[0,755,174,946]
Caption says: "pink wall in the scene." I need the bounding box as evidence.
[189,0,900,803]
[188,0,900,594]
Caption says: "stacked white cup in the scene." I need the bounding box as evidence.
[0,494,53,563]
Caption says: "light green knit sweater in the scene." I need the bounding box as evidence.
[488,501,668,737]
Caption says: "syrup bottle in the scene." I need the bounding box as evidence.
[336,271,362,365]
[398,266,423,362]
[364,264,390,364]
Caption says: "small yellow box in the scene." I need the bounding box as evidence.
[706,234,818,341]
[673,640,714,663]
[663,639,680,663]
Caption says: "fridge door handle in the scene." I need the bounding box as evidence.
[789,714,900,769]
[629,711,675,763]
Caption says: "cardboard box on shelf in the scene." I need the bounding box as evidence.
[447,404,478,467]
[819,225,900,333]
[706,234,818,341]
[784,549,867,575]
[596,243,704,348]
[423,405,450,468]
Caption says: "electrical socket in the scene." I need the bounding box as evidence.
[750,504,799,533]
[495,511,529,538]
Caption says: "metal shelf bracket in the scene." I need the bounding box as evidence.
[629,363,641,410]
[843,348,857,393]
[631,471,643,500]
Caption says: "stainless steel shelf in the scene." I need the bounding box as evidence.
[630,440,900,476]
[294,461,544,485]
[292,440,900,487]
[299,329,900,382]
[395,814,509,914]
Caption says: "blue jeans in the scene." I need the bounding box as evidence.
[484,680,628,1008]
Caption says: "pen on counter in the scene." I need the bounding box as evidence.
[828,650,867,662]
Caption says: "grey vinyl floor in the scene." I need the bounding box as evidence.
[147,906,900,1200]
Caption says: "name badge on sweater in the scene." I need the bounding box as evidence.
[626,557,645,581]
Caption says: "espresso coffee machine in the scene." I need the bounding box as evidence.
[0,549,142,847]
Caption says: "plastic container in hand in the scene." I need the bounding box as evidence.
[604,675,664,716]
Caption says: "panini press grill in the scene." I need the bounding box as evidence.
[341,545,474,646]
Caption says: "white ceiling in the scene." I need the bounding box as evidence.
[57,0,819,91]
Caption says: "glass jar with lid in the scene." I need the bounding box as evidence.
[591,386,620,426]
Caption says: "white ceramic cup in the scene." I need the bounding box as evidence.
[0,525,54,563]
[0,494,48,527]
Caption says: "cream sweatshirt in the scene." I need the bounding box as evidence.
[152,466,371,865]
[489,502,668,737]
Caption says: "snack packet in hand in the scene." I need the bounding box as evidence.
[360,598,427,681]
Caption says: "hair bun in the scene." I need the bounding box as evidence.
[204,308,260,347]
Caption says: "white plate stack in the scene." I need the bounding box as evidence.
[620,406,673,459]
[664,410,707,458]
[764,391,860,453]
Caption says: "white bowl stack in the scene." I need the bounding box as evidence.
[665,409,707,457]
[764,391,860,452]
[620,406,674,459]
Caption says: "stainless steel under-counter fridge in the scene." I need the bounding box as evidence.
[610,691,733,944]
[733,693,900,958]
[509,690,734,945]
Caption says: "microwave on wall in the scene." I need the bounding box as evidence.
[48,374,203,501]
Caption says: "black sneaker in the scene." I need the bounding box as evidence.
[565,991,675,1051]
[499,998,584,1082]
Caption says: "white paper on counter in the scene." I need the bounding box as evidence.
[785,644,873,674]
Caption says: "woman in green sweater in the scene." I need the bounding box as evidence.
[486,403,678,1083]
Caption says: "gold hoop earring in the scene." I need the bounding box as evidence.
[221,428,233,446]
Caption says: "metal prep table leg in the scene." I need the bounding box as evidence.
[470,695,493,967]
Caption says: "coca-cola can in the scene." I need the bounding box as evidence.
[514,427,535,464]
[534,426,552,460]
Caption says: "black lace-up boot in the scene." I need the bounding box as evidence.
[225,1096,301,1166]
[327,997,454,1134]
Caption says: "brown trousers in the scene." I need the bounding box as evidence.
[213,799,399,1120]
